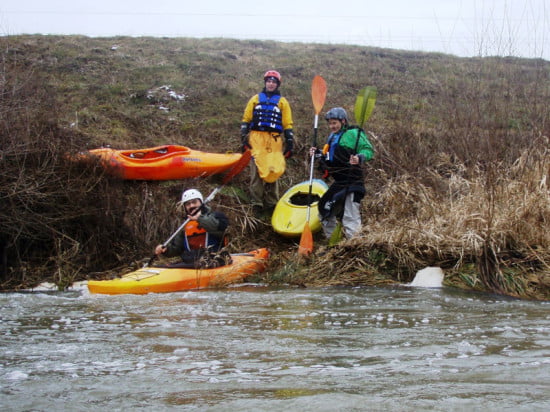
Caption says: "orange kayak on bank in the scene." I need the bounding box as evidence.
[83,145,243,180]
[87,248,270,295]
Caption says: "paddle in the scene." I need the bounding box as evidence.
[144,149,252,267]
[328,86,377,246]
[298,75,327,256]
[355,86,377,128]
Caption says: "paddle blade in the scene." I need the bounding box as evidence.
[328,222,343,247]
[298,222,314,256]
[222,149,251,184]
[354,86,377,128]
[312,75,327,115]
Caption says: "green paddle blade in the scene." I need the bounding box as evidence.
[354,86,377,128]
[328,222,343,246]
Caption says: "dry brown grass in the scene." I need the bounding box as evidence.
[292,135,549,299]
[1,35,549,299]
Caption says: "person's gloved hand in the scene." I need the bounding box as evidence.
[241,139,250,153]
[284,139,293,158]
[283,129,294,158]
[317,157,329,179]
[240,122,250,152]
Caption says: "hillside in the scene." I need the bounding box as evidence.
[1,35,549,299]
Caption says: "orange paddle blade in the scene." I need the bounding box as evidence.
[222,149,251,184]
[298,222,314,256]
[312,75,327,115]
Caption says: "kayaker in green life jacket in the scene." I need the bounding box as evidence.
[154,189,229,268]
[309,107,374,239]
[240,70,295,217]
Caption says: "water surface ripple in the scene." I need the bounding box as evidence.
[1,285,549,411]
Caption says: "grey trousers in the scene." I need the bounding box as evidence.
[321,192,362,239]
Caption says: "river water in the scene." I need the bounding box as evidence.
[1,283,549,411]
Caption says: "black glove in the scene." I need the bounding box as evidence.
[283,129,294,158]
[241,141,250,153]
[317,157,329,179]
[240,122,250,152]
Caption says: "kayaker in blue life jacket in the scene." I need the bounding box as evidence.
[240,70,295,217]
[309,107,374,239]
[154,189,229,267]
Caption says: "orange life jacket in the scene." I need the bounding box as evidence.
[183,221,226,251]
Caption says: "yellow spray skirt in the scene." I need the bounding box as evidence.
[249,130,286,183]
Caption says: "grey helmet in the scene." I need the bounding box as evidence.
[325,107,348,121]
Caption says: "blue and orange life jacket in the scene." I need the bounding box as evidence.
[183,221,225,252]
[251,92,283,132]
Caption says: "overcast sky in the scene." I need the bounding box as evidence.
[1,0,548,60]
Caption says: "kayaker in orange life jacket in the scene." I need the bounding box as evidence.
[154,189,229,267]
[240,70,294,217]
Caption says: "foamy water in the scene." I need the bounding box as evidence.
[1,286,549,411]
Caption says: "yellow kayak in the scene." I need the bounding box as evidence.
[271,179,328,237]
[88,248,269,295]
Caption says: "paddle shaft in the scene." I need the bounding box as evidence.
[299,76,326,256]
[305,114,320,221]
[305,75,327,221]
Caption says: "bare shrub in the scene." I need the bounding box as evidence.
[0,50,135,289]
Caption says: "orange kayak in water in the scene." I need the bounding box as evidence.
[83,145,242,180]
[87,248,270,295]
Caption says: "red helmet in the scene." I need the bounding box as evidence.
[263,70,281,84]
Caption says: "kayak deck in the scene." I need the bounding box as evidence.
[88,248,269,295]
[83,145,242,180]
[271,179,328,237]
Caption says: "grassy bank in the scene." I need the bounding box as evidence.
[1,35,548,299]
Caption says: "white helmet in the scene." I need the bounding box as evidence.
[181,189,203,204]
